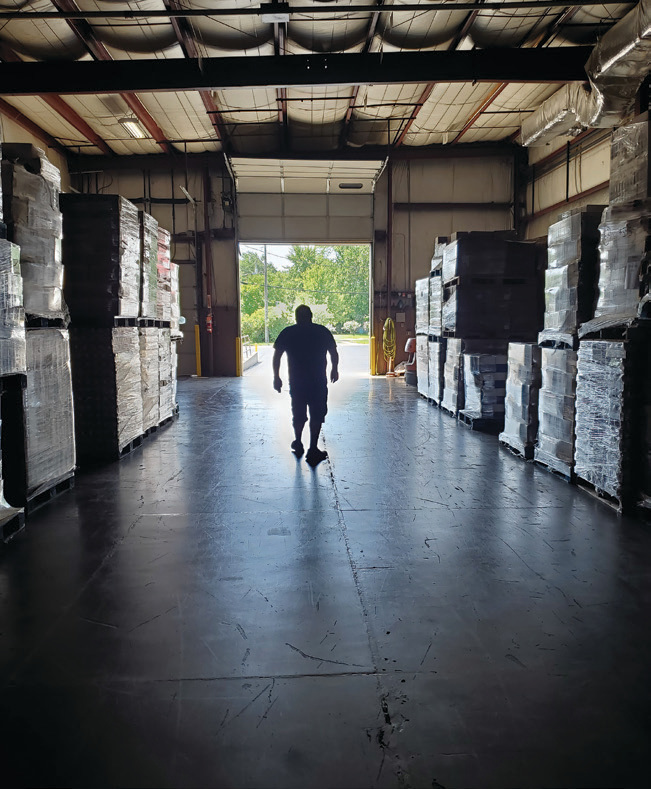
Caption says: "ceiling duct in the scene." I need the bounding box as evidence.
[522,0,651,146]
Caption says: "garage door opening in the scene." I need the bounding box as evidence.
[238,243,371,377]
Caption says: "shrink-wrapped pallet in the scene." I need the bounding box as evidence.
[574,339,651,508]
[540,206,603,342]
[415,277,429,335]
[159,328,174,422]
[416,335,429,398]
[427,337,446,405]
[139,327,159,431]
[70,327,143,463]
[171,339,179,409]
[170,263,182,338]
[499,343,542,455]
[461,352,508,421]
[23,329,75,498]
[157,228,172,323]
[609,112,650,207]
[430,237,447,273]
[534,348,578,476]
[0,239,26,376]
[442,231,518,283]
[588,200,651,326]
[139,211,159,319]
[441,338,464,414]
[60,194,141,324]
[1,150,65,320]
[428,273,442,337]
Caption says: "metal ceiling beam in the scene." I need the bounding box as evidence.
[0,2,628,20]
[451,83,508,143]
[0,48,592,96]
[274,22,289,152]
[50,0,174,154]
[161,0,229,148]
[0,97,68,157]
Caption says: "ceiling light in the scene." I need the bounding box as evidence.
[119,117,146,139]
[260,3,289,23]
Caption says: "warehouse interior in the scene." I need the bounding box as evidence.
[1,2,651,787]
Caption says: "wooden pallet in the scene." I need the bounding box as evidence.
[119,434,144,458]
[534,458,575,484]
[440,403,459,418]
[114,316,139,327]
[1,509,25,543]
[25,474,75,515]
[143,423,158,438]
[537,332,578,351]
[499,439,535,460]
[25,316,67,329]
[138,318,158,327]
[458,411,503,435]
[576,478,630,515]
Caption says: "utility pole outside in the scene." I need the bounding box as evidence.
[264,244,269,343]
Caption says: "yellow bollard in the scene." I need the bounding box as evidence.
[370,335,376,376]
[194,324,202,377]
[235,337,242,377]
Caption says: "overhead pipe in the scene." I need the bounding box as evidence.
[522,0,651,146]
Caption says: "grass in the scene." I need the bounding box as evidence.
[250,334,369,347]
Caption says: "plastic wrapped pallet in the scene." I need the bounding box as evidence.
[1,152,65,320]
[23,329,75,498]
[139,211,159,319]
[499,343,542,455]
[171,339,179,409]
[415,277,429,335]
[170,263,182,338]
[427,337,446,404]
[609,112,649,206]
[541,206,603,342]
[69,327,143,463]
[428,273,442,337]
[416,335,429,397]
[139,327,159,431]
[461,352,508,421]
[159,328,174,421]
[534,348,578,477]
[157,228,172,323]
[589,199,651,324]
[0,239,26,376]
[441,338,464,414]
[430,237,447,273]
[442,231,518,283]
[60,194,141,324]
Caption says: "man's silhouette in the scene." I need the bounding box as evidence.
[273,305,339,466]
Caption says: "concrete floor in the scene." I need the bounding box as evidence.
[1,351,651,788]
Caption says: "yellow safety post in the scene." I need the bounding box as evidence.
[194,324,202,377]
[235,337,242,377]
[370,335,377,376]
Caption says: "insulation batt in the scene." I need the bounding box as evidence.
[0,239,26,376]
[24,328,76,498]
[416,335,429,398]
[534,348,578,475]
[499,343,542,452]
[415,277,430,335]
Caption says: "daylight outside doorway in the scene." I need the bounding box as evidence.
[238,243,371,377]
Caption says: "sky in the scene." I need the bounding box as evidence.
[239,244,294,271]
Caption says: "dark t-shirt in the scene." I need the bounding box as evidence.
[274,322,337,389]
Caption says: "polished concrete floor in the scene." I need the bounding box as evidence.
[1,350,651,788]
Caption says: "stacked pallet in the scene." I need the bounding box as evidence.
[427,238,447,405]
[575,111,651,512]
[158,228,179,414]
[499,344,542,459]
[534,205,604,478]
[1,147,76,512]
[440,232,540,431]
[61,194,144,463]
[415,277,429,397]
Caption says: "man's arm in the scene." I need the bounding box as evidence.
[329,342,339,384]
[272,348,283,392]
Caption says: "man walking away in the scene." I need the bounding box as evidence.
[273,305,339,467]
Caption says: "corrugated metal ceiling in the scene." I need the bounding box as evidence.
[0,1,639,158]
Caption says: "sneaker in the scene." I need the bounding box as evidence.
[291,440,304,458]
[305,447,328,467]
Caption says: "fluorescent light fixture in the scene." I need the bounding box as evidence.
[119,117,146,139]
[260,3,289,23]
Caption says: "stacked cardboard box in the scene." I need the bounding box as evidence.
[159,328,175,421]
[157,228,172,323]
[1,144,65,321]
[0,239,25,376]
[441,233,540,339]
[534,348,577,477]
[416,335,429,398]
[427,338,446,405]
[499,344,542,458]
[461,351,508,424]
[139,327,160,432]
[441,338,464,414]
[170,263,182,339]
[140,211,159,320]
[415,277,429,395]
